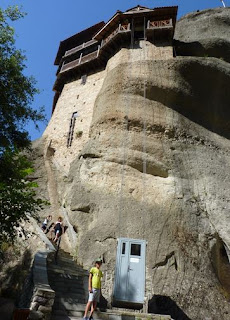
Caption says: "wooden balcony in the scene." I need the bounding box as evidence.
[65,39,98,57]
[101,23,131,48]
[61,48,99,73]
[60,24,131,74]
[146,19,173,41]
[147,19,173,30]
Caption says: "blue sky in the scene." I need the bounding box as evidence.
[1,0,228,140]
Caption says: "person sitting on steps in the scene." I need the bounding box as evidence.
[41,215,52,232]
[83,258,103,320]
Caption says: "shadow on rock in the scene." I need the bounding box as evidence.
[98,294,108,312]
[0,249,32,303]
[148,295,191,320]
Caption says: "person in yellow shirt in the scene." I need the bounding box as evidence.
[83,258,103,320]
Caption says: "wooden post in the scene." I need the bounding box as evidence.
[97,45,100,57]
[144,17,146,40]
[61,61,65,72]
[147,20,150,29]
[131,18,134,49]
[79,53,82,64]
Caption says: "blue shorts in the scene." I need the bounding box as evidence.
[88,288,100,302]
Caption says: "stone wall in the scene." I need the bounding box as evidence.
[29,251,55,320]
[43,69,106,173]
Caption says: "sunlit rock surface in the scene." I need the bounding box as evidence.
[33,8,230,320]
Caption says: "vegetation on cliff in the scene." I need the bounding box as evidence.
[0,6,46,244]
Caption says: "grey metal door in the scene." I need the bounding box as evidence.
[113,238,146,304]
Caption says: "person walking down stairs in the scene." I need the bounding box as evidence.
[83,258,103,320]
[53,216,64,243]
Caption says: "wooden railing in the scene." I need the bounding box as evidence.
[81,50,98,64]
[147,19,173,29]
[61,47,99,73]
[101,23,131,47]
[61,58,80,72]
[60,23,131,73]
[65,39,97,57]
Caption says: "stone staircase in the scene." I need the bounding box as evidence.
[47,249,88,319]
[47,250,173,320]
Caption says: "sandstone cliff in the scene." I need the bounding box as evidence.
[34,7,230,320]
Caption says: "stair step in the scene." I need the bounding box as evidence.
[52,287,85,294]
[53,302,85,311]
[48,260,84,267]
[53,300,86,311]
[48,269,87,277]
[50,281,84,287]
[55,293,85,299]
[52,268,86,274]
[53,309,83,318]
[50,284,84,290]
[48,277,84,284]
[51,311,173,320]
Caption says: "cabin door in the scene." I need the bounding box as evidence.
[113,238,146,304]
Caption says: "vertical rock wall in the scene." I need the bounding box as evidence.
[37,8,230,320]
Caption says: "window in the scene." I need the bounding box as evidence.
[122,242,126,254]
[67,111,78,147]
[131,243,141,256]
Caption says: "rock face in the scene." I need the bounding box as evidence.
[174,7,230,63]
[37,8,230,320]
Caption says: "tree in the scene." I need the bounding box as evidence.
[0,150,44,243]
[0,6,46,243]
[0,6,45,151]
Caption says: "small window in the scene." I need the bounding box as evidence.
[131,243,141,256]
[122,243,126,254]
[67,111,79,147]
[81,74,87,85]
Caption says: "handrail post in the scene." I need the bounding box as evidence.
[97,45,100,57]
[60,61,65,72]
[79,52,82,64]
[147,20,150,29]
